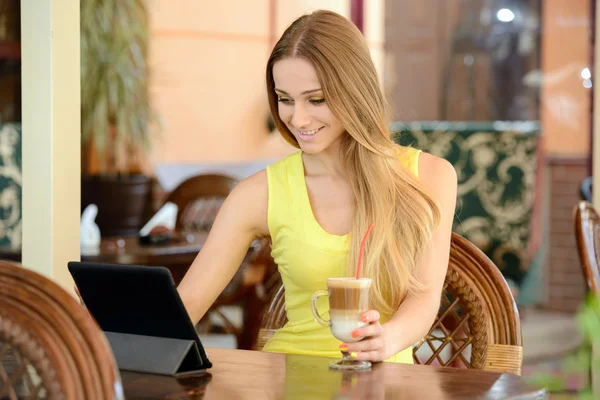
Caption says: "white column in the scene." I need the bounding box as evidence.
[21,0,80,293]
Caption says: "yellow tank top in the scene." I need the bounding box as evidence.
[262,147,421,364]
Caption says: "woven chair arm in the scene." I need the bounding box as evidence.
[484,344,523,375]
[254,328,278,351]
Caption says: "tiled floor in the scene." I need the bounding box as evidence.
[521,308,582,363]
[521,308,589,395]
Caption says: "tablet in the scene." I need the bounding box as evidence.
[68,261,212,371]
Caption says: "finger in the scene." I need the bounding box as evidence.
[346,338,383,353]
[73,285,86,308]
[351,323,383,339]
[360,310,380,324]
[352,350,384,362]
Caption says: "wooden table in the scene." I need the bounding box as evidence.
[0,232,209,284]
[121,348,548,399]
[0,230,261,287]
[82,231,209,284]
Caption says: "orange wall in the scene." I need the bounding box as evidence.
[148,0,283,164]
[147,0,384,164]
[541,0,592,157]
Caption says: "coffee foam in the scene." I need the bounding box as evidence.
[326,278,371,289]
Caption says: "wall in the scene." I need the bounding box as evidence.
[383,0,590,156]
[541,0,592,312]
[383,0,461,120]
[545,158,589,312]
[541,0,591,157]
[147,0,385,165]
[148,0,282,164]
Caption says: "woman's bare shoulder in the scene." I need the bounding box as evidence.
[417,152,457,200]
[223,169,269,238]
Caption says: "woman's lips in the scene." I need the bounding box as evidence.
[297,127,324,141]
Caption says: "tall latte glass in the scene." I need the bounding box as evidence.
[310,277,372,370]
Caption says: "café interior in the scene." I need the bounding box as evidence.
[1,0,599,398]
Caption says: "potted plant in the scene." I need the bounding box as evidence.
[80,0,158,236]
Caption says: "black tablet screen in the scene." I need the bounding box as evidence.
[68,261,212,369]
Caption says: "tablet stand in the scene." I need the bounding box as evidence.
[104,331,206,377]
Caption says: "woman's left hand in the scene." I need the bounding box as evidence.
[340,310,396,362]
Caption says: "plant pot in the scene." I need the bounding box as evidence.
[82,174,153,237]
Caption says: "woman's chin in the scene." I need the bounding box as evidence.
[298,141,327,155]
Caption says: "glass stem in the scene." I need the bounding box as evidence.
[340,350,352,361]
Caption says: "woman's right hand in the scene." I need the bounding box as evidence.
[74,284,86,309]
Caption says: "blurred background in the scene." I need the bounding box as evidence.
[0,0,596,393]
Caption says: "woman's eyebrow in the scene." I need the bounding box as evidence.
[274,88,323,95]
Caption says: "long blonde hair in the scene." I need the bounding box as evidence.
[266,10,441,316]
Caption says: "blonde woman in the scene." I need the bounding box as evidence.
[178,10,457,364]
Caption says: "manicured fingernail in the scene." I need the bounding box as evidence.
[350,352,358,358]
[351,331,359,338]
[361,315,368,323]
[339,344,348,349]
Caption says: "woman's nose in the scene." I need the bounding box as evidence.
[291,103,311,129]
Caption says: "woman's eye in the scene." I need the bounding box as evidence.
[310,98,325,105]
[277,97,292,104]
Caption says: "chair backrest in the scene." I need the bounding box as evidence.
[574,201,600,293]
[0,261,122,399]
[255,232,523,375]
[163,174,239,231]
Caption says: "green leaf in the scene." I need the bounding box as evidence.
[527,372,565,392]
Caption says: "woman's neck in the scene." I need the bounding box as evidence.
[302,141,346,179]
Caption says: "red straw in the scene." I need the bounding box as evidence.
[355,223,374,279]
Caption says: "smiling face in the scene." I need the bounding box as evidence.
[272,57,346,155]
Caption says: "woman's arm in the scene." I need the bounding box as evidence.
[177,170,269,325]
[383,153,457,353]
[345,153,457,360]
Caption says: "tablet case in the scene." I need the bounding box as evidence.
[68,261,212,376]
[104,332,204,377]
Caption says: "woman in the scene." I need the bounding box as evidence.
[178,10,457,363]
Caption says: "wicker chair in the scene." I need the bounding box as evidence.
[164,173,239,231]
[574,201,600,294]
[255,232,523,375]
[0,261,122,399]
